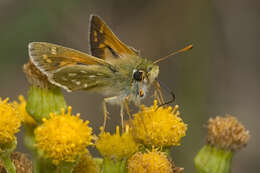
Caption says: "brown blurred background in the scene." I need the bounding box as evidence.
[0,0,259,172]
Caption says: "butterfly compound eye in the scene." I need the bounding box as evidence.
[133,70,143,81]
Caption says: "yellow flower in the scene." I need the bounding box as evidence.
[0,98,22,145]
[131,100,187,147]
[12,95,37,126]
[207,115,250,151]
[73,151,100,173]
[127,149,173,173]
[34,106,93,165]
[96,126,139,160]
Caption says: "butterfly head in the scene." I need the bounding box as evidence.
[133,62,159,82]
[131,62,159,99]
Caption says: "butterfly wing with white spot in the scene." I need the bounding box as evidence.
[49,65,114,92]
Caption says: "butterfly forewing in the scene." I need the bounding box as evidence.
[29,42,113,75]
[89,15,138,60]
[29,42,119,92]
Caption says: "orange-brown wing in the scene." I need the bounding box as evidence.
[89,15,139,60]
[29,42,116,76]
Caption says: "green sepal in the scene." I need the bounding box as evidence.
[0,139,17,154]
[102,158,127,173]
[194,145,233,173]
[26,85,67,123]
[57,161,77,173]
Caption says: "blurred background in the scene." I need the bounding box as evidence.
[0,0,259,172]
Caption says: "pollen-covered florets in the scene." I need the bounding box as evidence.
[34,106,93,164]
[0,97,22,145]
[96,126,139,160]
[12,95,37,126]
[131,100,187,147]
[127,149,174,173]
[72,150,100,173]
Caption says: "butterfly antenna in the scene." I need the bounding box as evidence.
[153,44,193,64]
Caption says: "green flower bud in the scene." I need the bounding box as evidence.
[26,85,66,123]
[23,61,67,123]
[194,145,233,173]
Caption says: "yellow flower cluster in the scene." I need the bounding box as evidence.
[127,149,173,173]
[0,98,22,145]
[12,95,37,126]
[131,100,187,147]
[34,106,93,165]
[96,126,139,160]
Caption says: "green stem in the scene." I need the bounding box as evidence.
[102,158,127,173]
[0,152,16,173]
[33,155,56,173]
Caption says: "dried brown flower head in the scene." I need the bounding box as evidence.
[23,60,54,88]
[207,115,250,151]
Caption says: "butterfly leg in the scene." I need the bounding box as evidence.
[124,97,131,118]
[120,99,132,131]
[102,96,118,129]
[120,103,124,130]
[154,81,165,104]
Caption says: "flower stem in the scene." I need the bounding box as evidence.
[33,156,57,173]
[0,152,16,173]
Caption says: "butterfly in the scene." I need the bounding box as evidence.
[28,15,192,128]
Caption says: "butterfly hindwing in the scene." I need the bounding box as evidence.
[89,15,138,60]
[50,65,114,92]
